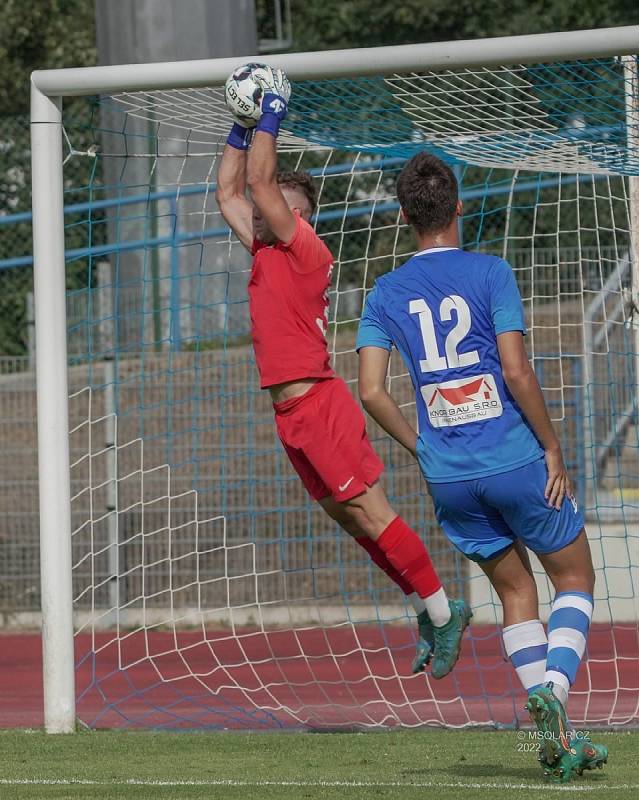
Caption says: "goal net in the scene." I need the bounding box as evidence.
[33,35,639,731]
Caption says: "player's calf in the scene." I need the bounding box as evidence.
[537,532,595,710]
[335,490,473,677]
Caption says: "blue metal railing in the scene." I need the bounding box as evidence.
[0,165,597,272]
[0,161,605,353]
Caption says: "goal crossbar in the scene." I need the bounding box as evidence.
[31,25,639,99]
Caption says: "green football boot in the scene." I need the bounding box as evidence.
[411,609,434,674]
[528,686,609,782]
[572,737,609,776]
[536,737,608,783]
[430,599,473,679]
[539,749,579,783]
[526,683,576,782]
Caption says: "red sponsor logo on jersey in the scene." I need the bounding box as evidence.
[422,373,503,428]
[427,376,494,407]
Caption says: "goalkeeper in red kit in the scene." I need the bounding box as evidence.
[215,68,472,679]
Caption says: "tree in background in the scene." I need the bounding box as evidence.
[1,0,96,225]
[269,0,639,51]
[0,0,96,116]
[0,0,96,356]
[2,1,638,355]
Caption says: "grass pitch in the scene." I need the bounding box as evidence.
[1,729,637,800]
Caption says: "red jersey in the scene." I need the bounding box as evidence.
[249,213,335,389]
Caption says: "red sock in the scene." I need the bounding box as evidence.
[355,536,413,595]
[374,516,442,599]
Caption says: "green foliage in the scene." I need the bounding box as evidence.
[2,2,637,356]
[0,0,97,116]
[278,0,639,52]
[0,1,99,354]
[0,107,104,355]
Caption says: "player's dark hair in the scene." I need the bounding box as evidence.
[396,153,458,235]
[277,170,318,215]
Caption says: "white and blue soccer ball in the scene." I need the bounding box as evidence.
[224,62,291,127]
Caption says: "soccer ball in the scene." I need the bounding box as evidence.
[224,63,291,127]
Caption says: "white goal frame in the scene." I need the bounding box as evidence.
[30,25,639,733]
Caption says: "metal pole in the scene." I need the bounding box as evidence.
[30,82,75,733]
[26,291,35,371]
[98,261,119,618]
[169,197,181,350]
[104,358,118,616]
[274,0,283,42]
[583,305,595,511]
[623,56,639,451]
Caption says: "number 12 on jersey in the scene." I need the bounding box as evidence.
[409,295,480,374]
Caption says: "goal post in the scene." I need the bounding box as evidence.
[30,86,75,734]
[31,26,639,734]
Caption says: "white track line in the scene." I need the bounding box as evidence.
[0,778,634,792]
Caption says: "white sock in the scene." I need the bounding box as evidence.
[423,586,451,627]
[548,677,569,709]
[502,619,548,693]
[409,592,427,615]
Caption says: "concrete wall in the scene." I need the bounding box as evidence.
[469,523,639,624]
[93,0,258,350]
[95,0,258,65]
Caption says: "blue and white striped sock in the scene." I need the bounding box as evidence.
[545,591,594,708]
[502,619,548,693]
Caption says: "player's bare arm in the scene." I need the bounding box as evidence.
[215,141,254,251]
[358,346,418,457]
[247,130,297,244]
[497,330,570,510]
[215,117,253,251]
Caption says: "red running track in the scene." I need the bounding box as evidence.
[2,624,637,730]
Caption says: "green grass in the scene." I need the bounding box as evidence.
[1,729,637,800]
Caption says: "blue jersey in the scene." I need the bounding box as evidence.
[356,247,543,483]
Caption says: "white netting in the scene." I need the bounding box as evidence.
[55,55,639,729]
[106,58,639,173]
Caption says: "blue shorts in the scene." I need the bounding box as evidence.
[428,457,585,563]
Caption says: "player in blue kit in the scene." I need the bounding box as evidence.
[356,152,608,782]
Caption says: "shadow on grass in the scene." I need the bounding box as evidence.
[402,763,543,781]
[402,762,610,785]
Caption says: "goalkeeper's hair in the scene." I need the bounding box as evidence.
[397,153,458,234]
[277,170,318,215]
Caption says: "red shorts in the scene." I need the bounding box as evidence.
[273,377,384,503]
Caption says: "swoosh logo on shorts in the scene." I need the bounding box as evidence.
[339,477,354,492]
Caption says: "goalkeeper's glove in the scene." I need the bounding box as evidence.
[256,92,288,138]
[226,122,253,151]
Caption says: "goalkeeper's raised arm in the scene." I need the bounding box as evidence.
[245,89,298,245]
[216,74,294,251]
[215,120,254,251]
